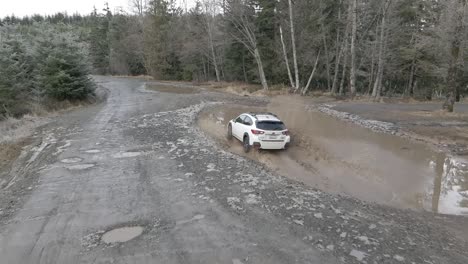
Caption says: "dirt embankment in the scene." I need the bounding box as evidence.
[197,95,468,216]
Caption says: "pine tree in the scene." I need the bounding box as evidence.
[0,33,33,117]
[36,32,95,101]
[89,7,111,74]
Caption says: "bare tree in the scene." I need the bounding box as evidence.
[226,1,269,90]
[331,1,348,95]
[279,25,295,89]
[371,1,390,99]
[302,50,321,95]
[202,0,221,82]
[288,0,300,91]
[349,0,357,98]
[443,0,467,112]
[130,0,146,16]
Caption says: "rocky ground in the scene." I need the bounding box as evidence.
[0,77,467,264]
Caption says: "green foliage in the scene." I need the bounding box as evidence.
[0,23,95,119]
[0,30,33,116]
[36,36,95,100]
[89,9,111,74]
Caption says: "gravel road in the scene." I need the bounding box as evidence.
[0,77,467,264]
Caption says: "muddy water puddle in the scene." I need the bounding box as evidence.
[146,83,199,94]
[198,96,468,215]
[101,226,144,244]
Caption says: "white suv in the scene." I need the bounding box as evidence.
[227,113,291,152]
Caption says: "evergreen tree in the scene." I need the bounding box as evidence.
[0,31,33,117]
[35,33,95,101]
[89,7,111,74]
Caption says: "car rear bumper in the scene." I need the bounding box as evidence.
[254,140,288,150]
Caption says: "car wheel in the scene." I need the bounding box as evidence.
[243,136,251,153]
[227,124,233,140]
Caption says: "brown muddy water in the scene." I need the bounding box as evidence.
[198,96,468,215]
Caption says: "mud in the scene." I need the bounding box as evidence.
[198,96,468,215]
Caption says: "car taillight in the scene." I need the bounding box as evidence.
[282,130,290,135]
[251,129,265,135]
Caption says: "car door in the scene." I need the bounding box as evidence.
[240,116,254,138]
[232,115,245,140]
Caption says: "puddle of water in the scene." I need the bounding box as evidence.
[112,152,142,159]
[197,96,468,215]
[101,226,143,244]
[146,84,199,94]
[66,164,96,170]
[60,157,83,164]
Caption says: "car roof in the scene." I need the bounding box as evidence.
[245,112,281,122]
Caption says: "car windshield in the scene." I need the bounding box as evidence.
[256,121,286,131]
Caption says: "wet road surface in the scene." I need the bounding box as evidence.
[0,77,467,264]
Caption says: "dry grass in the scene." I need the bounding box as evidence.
[0,138,31,173]
[0,115,45,176]
[0,115,48,144]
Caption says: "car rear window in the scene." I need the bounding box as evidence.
[256,121,286,131]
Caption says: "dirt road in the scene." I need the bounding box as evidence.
[0,77,467,264]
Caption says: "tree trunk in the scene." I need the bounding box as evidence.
[288,0,300,90]
[321,24,331,91]
[302,51,321,95]
[208,31,220,82]
[404,32,417,97]
[331,3,347,95]
[372,11,386,98]
[254,47,269,91]
[339,37,349,96]
[443,1,465,112]
[242,54,248,83]
[349,0,358,98]
[210,40,221,82]
[279,25,295,89]
[331,30,342,95]
[406,58,416,96]
[203,58,207,81]
[367,39,377,95]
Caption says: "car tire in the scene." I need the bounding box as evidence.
[243,135,251,153]
[227,124,233,140]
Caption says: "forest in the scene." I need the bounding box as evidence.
[1,0,468,118]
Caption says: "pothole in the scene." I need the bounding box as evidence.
[66,163,96,170]
[112,152,142,159]
[101,226,144,244]
[60,157,83,164]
